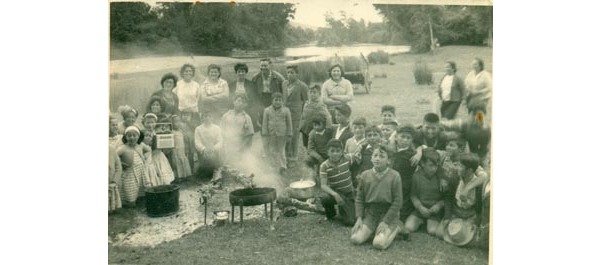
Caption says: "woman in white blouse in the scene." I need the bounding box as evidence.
[200,64,230,120]
[321,64,353,123]
[172,64,202,127]
[437,61,465,120]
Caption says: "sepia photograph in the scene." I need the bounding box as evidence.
[108,0,493,263]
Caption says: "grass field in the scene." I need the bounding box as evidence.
[108,45,492,264]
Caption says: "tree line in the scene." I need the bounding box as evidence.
[373,4,493,53]
[110,2,492,58]
[110,2,314,58]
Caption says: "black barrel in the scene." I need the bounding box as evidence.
[145,184,180,217]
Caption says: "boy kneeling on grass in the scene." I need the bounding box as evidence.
[351,144,403,250]
[319,139,355,226]
[405,148,445,236]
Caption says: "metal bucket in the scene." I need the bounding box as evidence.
[145,184,180,217]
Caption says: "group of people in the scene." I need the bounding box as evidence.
[108,57,492,250]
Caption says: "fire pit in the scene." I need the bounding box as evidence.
[229,187,277,224]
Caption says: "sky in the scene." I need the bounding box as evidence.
[290,0,384,28]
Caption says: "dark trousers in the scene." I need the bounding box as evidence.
[320,192,356,226]
[301,131,310,148]
[440,101,461,120]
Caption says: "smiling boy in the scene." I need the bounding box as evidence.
[319,139,356,226]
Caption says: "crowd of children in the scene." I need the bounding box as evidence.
[109,59,492,250]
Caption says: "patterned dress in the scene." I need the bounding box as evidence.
[119,145,149,203]
[152,149,175,185]
[171,130,192,179]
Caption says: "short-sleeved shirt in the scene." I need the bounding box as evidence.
[320,155,353,195]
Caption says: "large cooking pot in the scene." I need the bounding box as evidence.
[289,180,316,200]
[145,184,180,217]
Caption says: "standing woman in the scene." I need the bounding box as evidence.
[282,65,308,164]
[464,58,493,113]
[437,61,465,120]
[151,73,180,115]
[200,64,230,121]
[229,63,261,132]
[172,64,202,127]
[322,64,353,123]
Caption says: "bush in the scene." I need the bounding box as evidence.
[413,60,433,85]
[367,50,389,64]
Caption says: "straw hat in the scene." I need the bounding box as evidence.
[443,218,477,246]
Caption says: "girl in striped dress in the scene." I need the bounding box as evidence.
[117,126,152,208]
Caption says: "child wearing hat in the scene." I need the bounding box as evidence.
[319,139,356,226]
[332,103,354,150]
[351,144,403,250]
[405,148,446,235]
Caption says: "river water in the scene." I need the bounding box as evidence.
[284,43,410,61]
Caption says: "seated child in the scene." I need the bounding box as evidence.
[299,84,332,148]
[405,148,445,235]
[332,103,354,149]
[389,124,418,223]
[319,139,356,226]
[435,153,486,247]
[350,125,383,183]
[410,113,447,166]
[262,92,293,174]
[344,117,367,155]
[221,94,254,163]
[351,144,403,250]
[195,111,224,183]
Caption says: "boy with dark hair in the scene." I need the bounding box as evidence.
[333,103,354,149]
[380,105,399,146]
[345,117,367,155]
[410,113,447,166]
[350,126,383,185]
[389,124,419,224]
[351,144,403,250]
[319,139,355,226]
[299,85,332,148]
[435,153,487,247]
[306,113,334,176]
[380,105,396,124]
[405,148,445,236]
